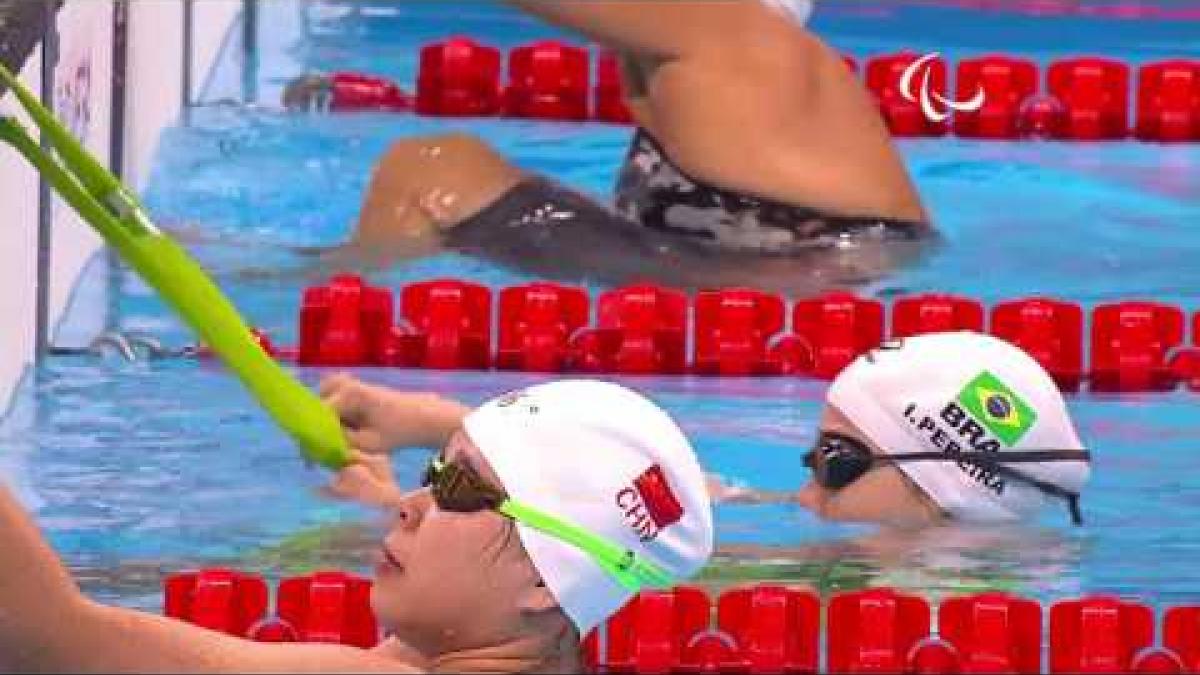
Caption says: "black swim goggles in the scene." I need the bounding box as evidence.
[803,432,1091,525]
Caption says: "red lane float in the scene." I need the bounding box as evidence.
[1047,57,1131,140]
[164,568,269,638]
[827,587,931,672]
[717,585,820,673]
[1049,596,1154,673]
[1169,311,1200,391]
[991,297,1084,392]
[866,52,951,137]
[1132,649,1188,674]
[939,592,1042,673]
[297,274,394,367]
[396,279,492,370]
[276,571,379,648]
[264,276,1200,393]
[1170,347,1200,393]
[594,51,634,125]
[165,570,1200,673]
[954,55,1040,139]
[680,630,743,673]
[496,282,590,372]
[582,630,601,673]
[416,36,503,116]
[568,284,688,375]
[1164,606,1200,673]
[1088,301,1184,392]
[907,638,962,674]
[772,291,884,380]
[505,40,590,121]
[605,586,710,673]
[1019,93,1069,138]
[1136,60,1200,142]
[247,618,300,643]
[327,72,411,112]
[165,570,378,647]
[892,293,985,339]
[693,288,786,376]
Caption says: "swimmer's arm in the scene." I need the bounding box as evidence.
[73,605,424,673]
[321,374,470,453]
[505,0,782,58]
[506,1,826,208]
[419,396,471,449]
[717,488,799,505]
[706,473,797,505]
[0,486,420,673]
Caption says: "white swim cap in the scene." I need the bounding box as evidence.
[826,332,1091,523]
[762,0,815,25]
[463,380,714,633]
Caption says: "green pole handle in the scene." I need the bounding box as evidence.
[0,66,351,470]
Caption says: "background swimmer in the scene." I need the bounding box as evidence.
[0,380,712,673]
[710,332,1093,528]
[296,0,935,293]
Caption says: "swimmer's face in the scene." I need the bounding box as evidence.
[796,405,945,528]
[370,431,563,653]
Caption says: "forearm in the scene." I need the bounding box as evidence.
[416,396,471,449]
[0,484,87,663]
[0,486,417,673]
[705,473,798,505]
[55,603,420,674]
[503,0,770,58]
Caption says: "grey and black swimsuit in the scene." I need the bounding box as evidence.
[453,128,924,252]
[445,128,929,288]
[613,129,926,251]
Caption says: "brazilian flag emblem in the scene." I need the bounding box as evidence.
[956,371,1036,446]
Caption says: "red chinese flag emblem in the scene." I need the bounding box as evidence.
[633,465,684,529]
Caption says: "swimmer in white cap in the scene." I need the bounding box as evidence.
[305,0,932,294]
[0,379,712,673]
[714,331,1091,529]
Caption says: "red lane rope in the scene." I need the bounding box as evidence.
[308,37,1200,143]
[205,274,1200,394]
[163,568,1199,673]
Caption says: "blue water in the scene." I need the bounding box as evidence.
[4,0,1200,612]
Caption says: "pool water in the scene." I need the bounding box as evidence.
[4,0,1200,612]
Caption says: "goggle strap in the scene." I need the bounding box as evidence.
[497,499,674,592]
[1069,494,1083,526]
[979,461,1084,526]
[881,450,1087,526]
[882,450,1092,463]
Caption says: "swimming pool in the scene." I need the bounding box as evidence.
[4,0,1200,614]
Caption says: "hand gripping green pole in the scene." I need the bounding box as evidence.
[0,64,350,470]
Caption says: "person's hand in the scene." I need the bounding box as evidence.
[706,472,755,504]
[324,450,404,508]
[320,373,467,454]
[705,473,793,505]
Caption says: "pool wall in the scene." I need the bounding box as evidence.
[0,0,242,412]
